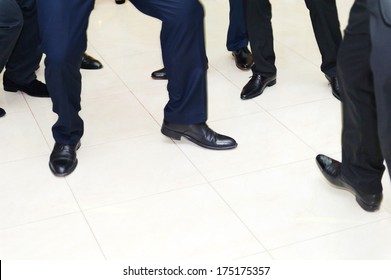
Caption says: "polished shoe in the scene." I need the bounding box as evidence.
[151,67,167,80]
[49,142,81,177]
[3,76,49,98]
[0,107,5,118]
[325,75,341,101]
[316,154,382,212]
[161,121,237,150]
[115,0,126,4]
[232,47,253,70]
[240,74,276,100]
[81,53,103,70]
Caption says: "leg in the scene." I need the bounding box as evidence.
[228,0,253,70]
[130,0,237,150]
[130,0,207,124]
[3,0,42,85]
[369,0,391,177]
[338,0,385,194]
[316,0,383,212]
[0,0,23,72]
[36,0,94,176]
[36,0,94,145]
[244,0,275,76]
[226,0,248,51]
[304,0,342,77]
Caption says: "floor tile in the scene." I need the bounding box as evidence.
[212,159,391,250]
[269,218,391,259]
[0,213,104,259]
[0,111,50,164]
[177,113,315,181]
[84,184,265,259]
[0,156,79,229]
[269,99,342,154]
[66,134,207,209]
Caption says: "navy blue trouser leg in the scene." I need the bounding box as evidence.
[130,0,208,124]
[36,0,94,144]
[227,0,248,51]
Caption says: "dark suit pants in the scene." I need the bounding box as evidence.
[130,0,208,124]
[338,0,391,194]
[0,0,42,84]
[36,0,94,144]
[227,0,248,52]
[245,0,341,77]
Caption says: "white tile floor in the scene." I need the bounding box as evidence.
[1,0,391,260]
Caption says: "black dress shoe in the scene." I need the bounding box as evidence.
[151,67,167,80]
[315,154,382,212]
[0,107,5,118]
[115,0,125,4]
[161,121,237,150]
[81,53,103,70]
[49,142,81,177]
[325,75,341,101]
[240,74,276,100]
[3,76,49,98]
[232,47,253,70]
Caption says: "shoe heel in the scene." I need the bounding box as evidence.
[3,86,18,92]
[267,79,277,87]
[161,126,182,140]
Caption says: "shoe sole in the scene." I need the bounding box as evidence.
[161,126,237,150]
[241,79,276,100]
[3,86,18,92]
[315,160,381,212]
[151,76,168,80]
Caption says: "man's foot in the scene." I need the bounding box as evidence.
[240,74,276,100]
[151,67,167,80]
[0,107,5,118]
[325,75,341,101]
[3,76,49,98]
[161,121,237,150]
[315,154,382,212]
[81,53,103,70]
[115,0,126,4]
[232,47,253,70]
[49,142,81,177]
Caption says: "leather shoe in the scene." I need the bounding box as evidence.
[232,47,253,70]
[325,75,341,101]
[241,74,276,100]
[316,154,382,212]
[49,142,81,176]
[81,53,103,70]
[161,121,237,150]
[3,76,49,98]
[0,107,5,118]
[151,67,167,80]
[115,0,125,4]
